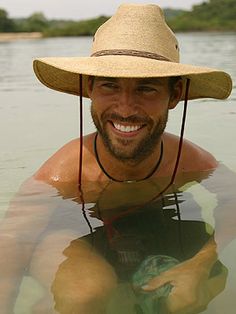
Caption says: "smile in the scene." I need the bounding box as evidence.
[113,123,143,133]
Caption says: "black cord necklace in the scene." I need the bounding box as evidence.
[94,132,164,183]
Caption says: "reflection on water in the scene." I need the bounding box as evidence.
[0,165,232,313]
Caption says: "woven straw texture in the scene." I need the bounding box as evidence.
[33,3,232,100]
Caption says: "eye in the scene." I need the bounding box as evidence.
[137,85,157,94]
[100,82,119,90]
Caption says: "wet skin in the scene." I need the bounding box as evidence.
[0,76,226,314]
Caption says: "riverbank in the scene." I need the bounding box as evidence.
[0,32,42,42]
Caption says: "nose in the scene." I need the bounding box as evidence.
[116,88,138,117]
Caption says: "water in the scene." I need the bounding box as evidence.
[0,33,236,313]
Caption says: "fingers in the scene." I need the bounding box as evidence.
[141,273,172,292]
[140,262,228,313]
[141,274,210,314]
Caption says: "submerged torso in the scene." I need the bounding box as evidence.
[44,177,214,282]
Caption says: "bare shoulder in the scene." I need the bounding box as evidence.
[34,133,96,184]
[164,133,218,173]
[181,138,218,172]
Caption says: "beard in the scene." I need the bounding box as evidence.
[91,104,168,163]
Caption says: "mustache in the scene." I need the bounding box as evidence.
[102,112,151,124]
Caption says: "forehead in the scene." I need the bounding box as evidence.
[93,76,168,85]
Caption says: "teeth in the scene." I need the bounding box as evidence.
[113,123,142,133]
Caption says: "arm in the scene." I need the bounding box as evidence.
[141,164,234,313]
[0,178,57,313]
[142,237,227,314]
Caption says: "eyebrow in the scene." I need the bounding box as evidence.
[94,77,165,85]
[137,78,165,85]
[94,77,118,82]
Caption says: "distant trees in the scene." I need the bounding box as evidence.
[1,0,236,35]
[17,12,49,32]
[168,0,236,31]
[0,8,15,32]
[43,16,109,37]
[0,9,49,33]
[0,7,107,35]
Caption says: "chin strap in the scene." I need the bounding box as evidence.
[78,74,94,236]
[170,78,191,185]
[78,74,84,190]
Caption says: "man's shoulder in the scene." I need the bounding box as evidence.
[164,133,218,173]
[34,133,96,184]
[181,138,218,172]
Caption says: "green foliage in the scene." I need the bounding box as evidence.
[14,12,49,32]
[43,16,109,37]
[0,8,15,31]
[168,0,236,31]
[163,8,186,20]
[1,1,236,35]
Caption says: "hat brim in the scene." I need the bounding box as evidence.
[33,56,232,101]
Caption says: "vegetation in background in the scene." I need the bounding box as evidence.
[14,12,49,32]
[168,0,236,31]
[0,8,15,32]
[0,0,236,35]
[43,16,109,37]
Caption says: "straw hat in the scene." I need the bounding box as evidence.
[33,3,232,100]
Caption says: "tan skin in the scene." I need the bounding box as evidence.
[35,77,217,184]
[28,77,226,314]
[0,77,227,314]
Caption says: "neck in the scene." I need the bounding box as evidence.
[94,133,164,182]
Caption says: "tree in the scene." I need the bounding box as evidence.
[0,8,15,32]
[168,0,236,31]
[21,12,49,32]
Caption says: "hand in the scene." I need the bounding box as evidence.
[142,257,227,314]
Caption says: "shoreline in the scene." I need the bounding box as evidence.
[0,32,42,42]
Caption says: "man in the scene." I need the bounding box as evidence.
[33,3,231,184]
[0,3,233,314]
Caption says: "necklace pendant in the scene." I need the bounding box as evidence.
[125,180,136,184]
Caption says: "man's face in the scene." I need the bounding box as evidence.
[88,77,181,162]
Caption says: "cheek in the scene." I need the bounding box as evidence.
[90,91,114,112]
[143,101,169,119]
[147,108,169,130]
[91,100,110,126]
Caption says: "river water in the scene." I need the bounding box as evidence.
[0,33,236,313]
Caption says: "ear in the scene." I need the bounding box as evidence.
[168,79,183,110]
[86,76,94,98]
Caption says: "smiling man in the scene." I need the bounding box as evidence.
[33,3,231,184]
[90,77,173,162]
[32,74,221,184]
[85,75,216,183]
[88,76,178,181]
[2,3,233,314]
[30,3,233,313]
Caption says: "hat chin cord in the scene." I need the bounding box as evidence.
[163,78,191,191]
[77,77,191,203]
[78,74,84,190]
[77,75,94,235]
